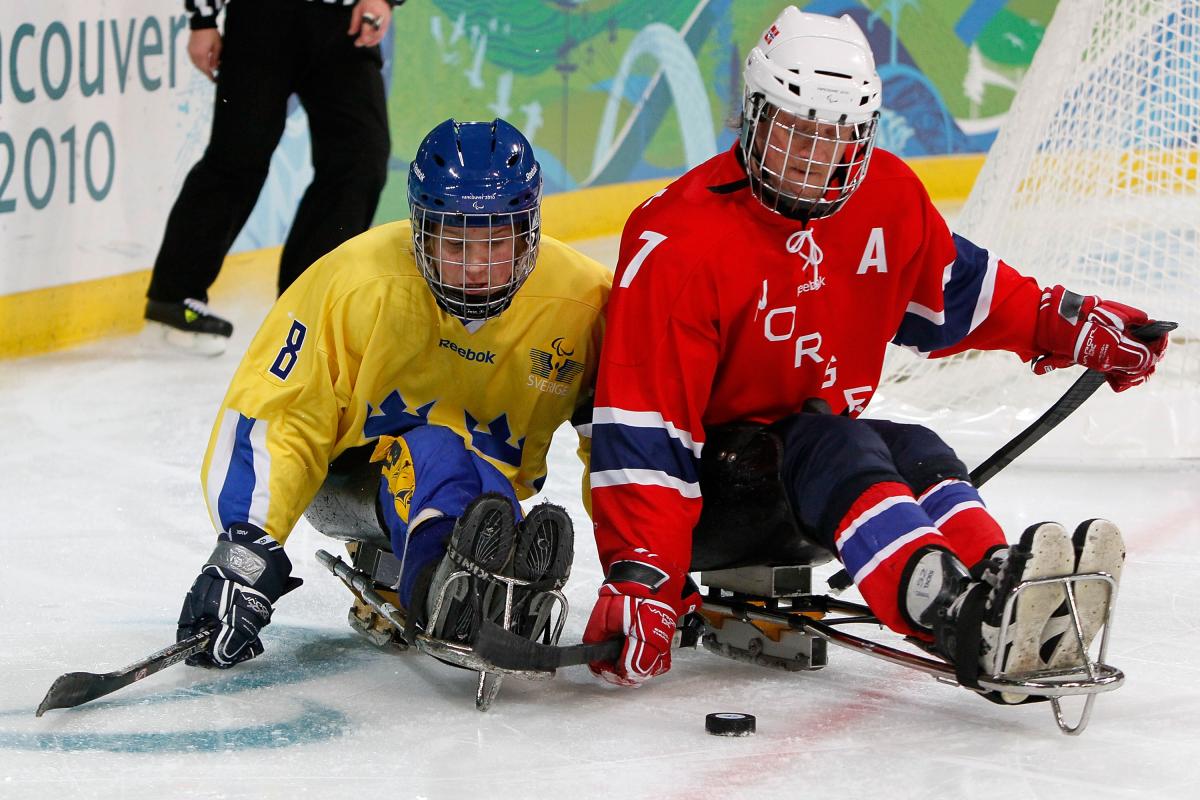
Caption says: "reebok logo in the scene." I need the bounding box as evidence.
[796,276,826,295]
[439,339,496,364]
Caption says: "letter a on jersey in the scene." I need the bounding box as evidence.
[856,227,888,274]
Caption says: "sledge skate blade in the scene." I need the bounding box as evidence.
[415,635,557,679]
[981,571,1123,696]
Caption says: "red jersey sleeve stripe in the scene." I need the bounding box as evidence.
[591,405,704,495]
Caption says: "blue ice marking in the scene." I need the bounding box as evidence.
[0,703,349,753]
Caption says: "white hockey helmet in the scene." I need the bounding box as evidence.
[739,8,882,220]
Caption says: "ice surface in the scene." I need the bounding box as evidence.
[2,238,1198,799]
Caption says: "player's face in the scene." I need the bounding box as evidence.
[428,223,517,294]
[754,109,851,201]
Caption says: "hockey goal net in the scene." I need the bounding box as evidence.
[872,0,1199,462]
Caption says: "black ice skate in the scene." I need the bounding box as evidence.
[145,298,233,356]
[508,502,574,642]
[423,496,574,646]
[933,522,1075,704]
[423,493,519,644]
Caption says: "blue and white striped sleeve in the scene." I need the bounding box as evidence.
[892,233,1000,356]
[205,410,273,534]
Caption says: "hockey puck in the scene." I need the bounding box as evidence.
[705,712,756,736]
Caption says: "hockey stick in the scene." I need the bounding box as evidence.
[825,320,1176,593]
[472,324,1180,670]
[968,319,1177,487]
[34,628,213,717]
[472,620,621,671]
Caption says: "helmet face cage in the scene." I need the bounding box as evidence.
[411,207,541,321]
[740,91,878,220]
[407,118,543,322]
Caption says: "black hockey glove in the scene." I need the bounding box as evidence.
[177,523,303,669]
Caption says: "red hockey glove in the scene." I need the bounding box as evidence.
[583,550,701,687]
[1033,285,1168,392]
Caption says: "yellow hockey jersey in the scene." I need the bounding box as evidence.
[201,220,611,545]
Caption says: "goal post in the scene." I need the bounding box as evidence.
[872,0,1199,462]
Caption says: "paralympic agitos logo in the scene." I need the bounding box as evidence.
[528,337,585,395]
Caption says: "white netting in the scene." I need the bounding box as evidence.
[872,0,1200,463]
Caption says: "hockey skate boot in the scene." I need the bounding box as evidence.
[423,494,519,644]
[923,522,1076,703]
[508,502,574,643]
[423,497,574,645]
[145,298,233,356]
[1038,519,1125,671]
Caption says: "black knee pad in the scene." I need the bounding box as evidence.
[692,424,833,570]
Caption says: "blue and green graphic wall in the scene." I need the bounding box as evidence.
[370,0,1052,217]
[0,0,1059,356]
[241,0,1057,243]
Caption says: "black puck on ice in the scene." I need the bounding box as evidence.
[705,712,756,736]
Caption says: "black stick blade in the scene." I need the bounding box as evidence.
[36,672,122,717]
[473,620,622,671]
[34,629,212,717]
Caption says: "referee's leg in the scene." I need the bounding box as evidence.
[282,15,390,293]
[149,0,294,303]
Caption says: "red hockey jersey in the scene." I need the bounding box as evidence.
[590,145,1044,583]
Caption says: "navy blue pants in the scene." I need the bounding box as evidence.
[691,415,970,569]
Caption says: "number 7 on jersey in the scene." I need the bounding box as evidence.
[619,231,667,288]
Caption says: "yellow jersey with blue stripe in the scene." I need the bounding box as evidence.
[201,220,611,544]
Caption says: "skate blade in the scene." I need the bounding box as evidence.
[698,605,826,671]
[146,321,229,357]
[415,634,557,679]
[347,607,408,651]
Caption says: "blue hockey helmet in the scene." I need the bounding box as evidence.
[408,119,543,321]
